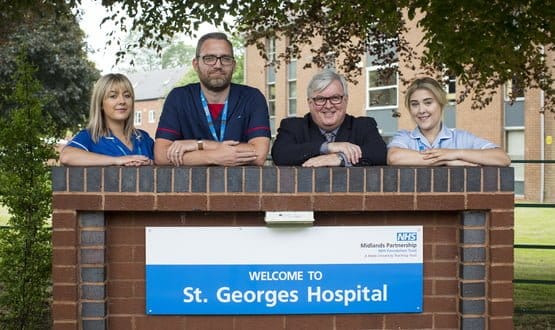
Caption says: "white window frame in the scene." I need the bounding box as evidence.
[266,37,277,136]
[445,74,457,103]
[504,78,525,102]
[148,110,156,123]
[365,65,399,111]
[505,127,525,197]
[287,59,297,117]
[134,111,142,126]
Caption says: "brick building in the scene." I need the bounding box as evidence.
[128,67,186,138]
[244,22,555,202]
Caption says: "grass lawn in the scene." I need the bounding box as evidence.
[513,207,555,329]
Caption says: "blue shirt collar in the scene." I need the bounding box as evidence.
[409,123,453,149]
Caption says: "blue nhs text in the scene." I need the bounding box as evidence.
[396,232,417,241]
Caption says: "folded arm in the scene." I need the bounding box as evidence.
[271,129,322,166]
[155,137,269,166]
[60,146,152,166]
[420,148,511,166]
[388,147,511,166]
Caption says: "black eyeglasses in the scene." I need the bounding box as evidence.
[198,55,235,66]
[311,95,344,106]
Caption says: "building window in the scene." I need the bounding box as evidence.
[266,37,277,135]
[148,110,156,123]
[445,74,456,103]
[287,59,297,117]
[505,76,525,101]
[134,111,142,126]
[366,42,398,112]
[268,84,276,133]
[506,129,525,196]
[365,43,399,139]
[366,69,398,110]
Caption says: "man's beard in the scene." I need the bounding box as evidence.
[200,70,232,92]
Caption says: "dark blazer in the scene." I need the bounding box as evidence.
[271,114,387,166]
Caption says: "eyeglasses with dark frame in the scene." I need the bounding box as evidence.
[310,95,344,106]
[198,55,235,66]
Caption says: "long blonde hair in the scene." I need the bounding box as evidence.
[87,73,136,142]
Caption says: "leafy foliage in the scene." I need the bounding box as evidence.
[0,4,99,136]
[0,0,68,38]
[0,54,54,330]
[116,31,196,72]
[162,41,196,69]
[87,0,554,113]
[408,0,555,111]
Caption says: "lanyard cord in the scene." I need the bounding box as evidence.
[417,139,427,151]
[200,90,228,142]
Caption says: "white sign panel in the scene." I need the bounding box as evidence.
[145,226,423,315]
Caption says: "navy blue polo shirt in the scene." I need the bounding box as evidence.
[155,83,271,142]
[66,129,154,159]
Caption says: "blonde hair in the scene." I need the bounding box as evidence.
[404,77,447,110]
[87,73,136,143]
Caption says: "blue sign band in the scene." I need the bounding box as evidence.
[146,263,422,315]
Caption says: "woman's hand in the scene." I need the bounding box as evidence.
[114,155,152,166]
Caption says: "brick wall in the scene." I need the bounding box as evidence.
[52,166,514,330]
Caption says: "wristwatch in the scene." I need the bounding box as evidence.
[337,153,345,167]
[197,140,204,150]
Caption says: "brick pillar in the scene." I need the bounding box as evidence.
[51,210,79,330]
[79,212,107,329]
[459,211,487,329]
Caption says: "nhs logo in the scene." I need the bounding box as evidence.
[396,232,417,241]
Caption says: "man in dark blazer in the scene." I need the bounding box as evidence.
[271,70,387,167]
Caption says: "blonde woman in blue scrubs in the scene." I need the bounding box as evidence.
[60,74,153,166]
[387,77,510,166]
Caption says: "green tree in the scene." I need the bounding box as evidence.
[162,41,196,69]
[0,54,54,329]
[0,5,99,136]
[89,0,554,112]
[116,31,196,72]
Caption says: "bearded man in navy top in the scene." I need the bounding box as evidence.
[154,32,271,166]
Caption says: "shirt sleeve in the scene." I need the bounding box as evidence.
[458,130,498,149]
[244,88,271,140]
[387,130,412,149]
[156,88,184,141]
[65,129,93,151]
[356,117,387,166]
[271,118,323,166]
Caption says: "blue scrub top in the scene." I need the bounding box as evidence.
[155,83,271,142]
[66,129,154,159]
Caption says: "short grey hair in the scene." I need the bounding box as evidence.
[306,70,348,98]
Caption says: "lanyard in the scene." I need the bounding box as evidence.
[417,139,428,151]
[200,90,228,142]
